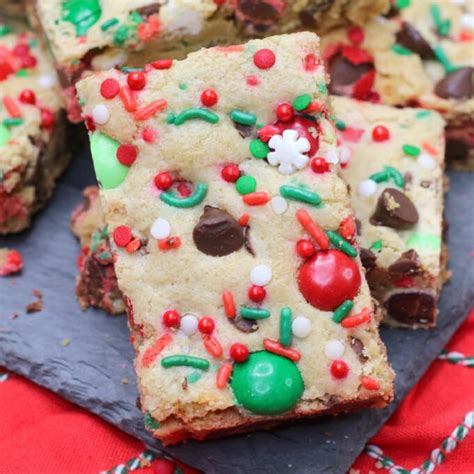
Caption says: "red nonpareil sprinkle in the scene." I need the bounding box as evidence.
[221,164,240,182]
[258,124,280,142]
[158,236,181,251]
[341,307,371,328]
[276,103,294,122]
[134,99,168,121]
[151,59,173,69]
[126,238,141,253]
[142,334,172,368]
[154,172,174,190]
[295,208,329,250]
[347,26,365,46]
[339,215,355,240]
[84,116,96,132]
[40,109,55,129]
[394,276,416,288]
[246,74,260,86]
[18,89,36,105]
[253,48,276,69]
[230,342,249,362]
[248,285,266,303]
[216,362,233,389]
[372,125,390,142]
[222,291,236,319]
[361,375,380,391]
[127,71,146,90]
[310,157,329,173]
[263,339,301,362]
[341,45,373,65]
[238,213,250,227]
[119,85,137,112]
[352,70,375,101]
[113,225,132,247]
[198,316,215,334]
[13,43,29,56]
[100,78,120,99]
[296,239,315,258]
[242,192,270,206]
[304,53,318,72]
[137,15,161,42]
[202,334,223,358]
[200,89,218,107]
[162,309,181,328]
[21,55,37,68]
[3,96,21,118]
[116,144,138,166]
[142,127,158,143]
[330,360,349,379]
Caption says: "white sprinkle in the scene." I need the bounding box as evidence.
[462,14,474,29]
[324,340,345,360]
[357,179,377,197]
[417,152,437,170]
[323,148,339,165]
[250,264,272,286]
[291,316,312,338]
[150,218,171,240]
[270,196,288,215]
[37,73,57,89]
[92,104,110,124]
[338,146,351,165]
[180,314,198,336]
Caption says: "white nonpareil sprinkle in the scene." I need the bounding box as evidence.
[417,152,437,170]
[291,316,312,338]
[324,340,345,359]
[358,179,377,197]
[150,218,171,240]
[338,145,351,165]
[250,264,272,286]
[462,14,474,28]
[92,104,110,124]
[37,73,57,89]
[180,314,198,336]
[270,196,288,215]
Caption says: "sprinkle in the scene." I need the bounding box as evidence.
[357,179,377,197]
[100,17,119,31]
[263,339,301,362]
[291,316,311,338]
[3,117,23,126]
[161,355,210,370]
[403,144,421,157]
[202,335,223,358]
[326,230,358,257]
[126,238,141,253]
[372,125,390,142]
[134,99,168,121]
[221,163,240,182]
[162,309,180,328]
[240,307,270,320]
[361,375,380,391]
[276,103,294,122]
[154,172,173,190]
[201,89,218,107]
[391,44,413,55]
[37,73,56,88]
[370,239,383,253]
[160,183,208,208]
[430,4,451,37]
[91,104,109,124]
[119,85,137,112]
[100,78,120,99]
[116,144,137,166]
[330,360,349,379]
[174,108,219,125]
[142,127,158,143]
[216,362,233,389]
[230,343,249,362]
[238,213,250,226]
[280,185,322,207]
[325,340,345,359]
[3,96,21,118]
[332,300,354,323]
[150,218,171,240]
[242,191,270,206]
[292,94,312,111]
[385,166,405,188]
[341,307,371,328]
[253,48,276,69]
[395,0,410,8]
[250,264,272,286]
[157,236,181,251]
[417,152,437,170]
[433,45,456,73]
[270,196,288,215]
[295,208,329,250]
[249,139,269,159]
[279,307,292,347]
[186,372,202,384]
[335,118,346,130]
[339,145,351,165]
[113,225,132,247]
[142,334,172,368]
[235,175,257,195]
[151,59,173,69]
[230,110,257,126]
[180,314,198,336]
[222,291,236,319]
[246,74,260,86]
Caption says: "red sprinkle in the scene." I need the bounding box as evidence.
[100,78,120,99]
[3,96,21,118]
[126,238,141,254]
[18,89,36,105]
[361,375,380,391]
[263,339,301,362]
[222,291,236,319]
[221,164,240,182]
[158,236,181,251]
[258,124,280,143]
[134,99,168,121]
[276,103,294,122]
[142,127,158,143]
[253,48,276,69]
[243,192,270,206]
[116,144,138,166]
[246,74,260,86]
[347,26,365,46]
[372,125,390,142]
[304,53,318,72]
[238,213,250,227]
[151,59,173,70]
[230,343,249,363]
[341,307,371,328]
[119,86,137,112]
[198,317,215,334]
[248,285,266,303]
[295,208,329,250]
[304,101,321,113]
[339,215,355,240]
[113,225,132,247]
[154,172,173,191]
[127,71,146,90]
[310,157,329,173]
[394,276,416,288]
[203,334,223,358]
[162,309,181,328]
[40,109,55,129]
[201,89,218,107]
[330,360,349,379]
[142,334,172,368]
[216,362,233,389]
[296,239,315,258]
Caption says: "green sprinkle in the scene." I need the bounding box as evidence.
[369,170,389,183]
[129,10,143,23]
[160,183,208,208]
[416,110,432,119]
[406,232,441,251]
[15,69,28,77]
[3,118,23,126]
[230,110,257,126]
[166,113,175,124]
[0,124,10,146]
[186,371,202,384]
[0,24,12,37]
[256,123,264,129]
[174,108,219,126]
[144,412,160,430]
[240,307,271,320]
[391,44,413,56]
[249,139,269,159]
[370,240,383,253]
[236,176,257,195]
[318,83,328,95]
[335,119,346,130]
[279,307,292,347]
[395,0,410,8]
[292,94,311,111]
[161,355,210,370]
[113,25,129,45]
[178,82,187,90]
[121,66,144,73]
[403,144,421,157]
[280,185,321,206]
[98,251,111,260]
[326,230,358,257]
[430,4,450,37]
[29,39,38,48]
[433,45,457,73]
[332,300,354,323]
[385,166,405,188]
[100,18,119,31]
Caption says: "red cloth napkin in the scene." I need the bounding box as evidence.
[1,309,472,473]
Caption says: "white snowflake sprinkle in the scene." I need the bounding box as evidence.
[267,129,311,175]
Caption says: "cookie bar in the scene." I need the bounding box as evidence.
[332,96,447,328]
[71,186,124,315]
[0,19,69,234]
[77,32,394,444]
[27,0,389,122]
[321,0,474,169]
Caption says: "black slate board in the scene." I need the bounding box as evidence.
[1,150,473,474]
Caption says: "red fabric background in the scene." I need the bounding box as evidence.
[1,309,473,473]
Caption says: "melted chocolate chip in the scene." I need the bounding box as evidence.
[350,337,368,363]
[395,22,435,59]
[360,248,377,270]
[384,4,399,18]
[384,291,436,325]
[244,226,255,256]
[234,122,254,138]
[236,0,282,24]
[446,137,469,162]
[370,188,419,230]
[229,315,259,333]
[388,249,421,277]
[327,53,373,96]
[435,67,474,100]
[355,218,362,236]
[135,3,160,17]
[193,206,244,256]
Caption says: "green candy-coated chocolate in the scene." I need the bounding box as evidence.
[174,108,219,126]
[249,139,269,159]
[402,144,421,157]
[90,132,129,189]
[292,94,311,111]
[406,232,441,252]
[279,307,292,347]
[230,351,304,415]
[62,0,102,37]
[160,183,208,208]
[235,176,256,195]
[0,124,10,146]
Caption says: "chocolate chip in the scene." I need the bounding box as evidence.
[135,3,160,17]
[384,4,399,18]
[355,218,362,236]
[388,249,421,277]
[395,22,435,59]
[370,188,419,230]
[229,315,259,333]
[360,248,377,270]
[446,137,469,162]
[193,206,244,256]
[404,172,413,186]
[236,0,282,24]
[327,53,373,96]
[435,67,474,100]
[384,291,436,325]
[349,337,368,362]
[234,122,254,138]
[244,226,255,256]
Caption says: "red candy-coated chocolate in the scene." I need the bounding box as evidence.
[276,116,319,157]
[198,317,215,334]
[18,89,36,105]
[201,89,218,107]
[154,172,173,190]
[298,250,361,311]
[221,164,240,182]
[276,103,294,122]
[100,78,120,99]
[310,157,329,173]
[330,360,349,379]
[296,239,315,258]
[113,225,132,247]
[248,285,266,302]
[230,343,249,362]
[127,71,146,90]
[372,125,390,142]
[162,310,181,328]
[116,144,138,166]
[253,48,275,69]
[151,59,173,69]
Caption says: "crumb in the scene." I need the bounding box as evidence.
[10,313,19,320]
[26,299,43,313]
[0,249,23,277]
[62,338,71,346]
[121,377,129,384]
[182,378,188,391]
[32,289,43,298]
